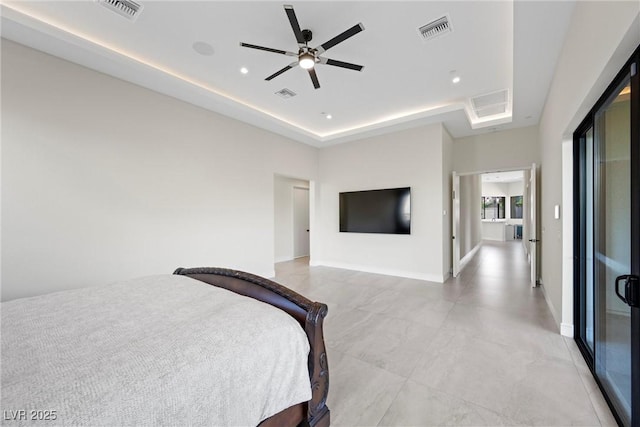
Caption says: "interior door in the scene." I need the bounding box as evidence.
[529,163,538,287]
[293,187,310,258]
[452,172,461,277]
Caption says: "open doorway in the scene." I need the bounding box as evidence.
[293,187,310,258]
[274,175,310,264]
[480,170,525,243]
[452,165,538,286]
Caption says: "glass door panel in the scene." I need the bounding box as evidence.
[585,127,595,354]
[594,78,632,425]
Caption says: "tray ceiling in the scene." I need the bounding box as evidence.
[0,1,575,146]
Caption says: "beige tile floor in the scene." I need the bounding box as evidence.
[274,241,618,427]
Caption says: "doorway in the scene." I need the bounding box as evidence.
[574,47,639,426]
[274,175,311,264]
[452,166,537,285]
[293,187,310,258]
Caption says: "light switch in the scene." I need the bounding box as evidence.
[554,205,560,219]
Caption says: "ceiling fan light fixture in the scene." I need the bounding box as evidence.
[240,5,365,89]
[299,53,315,69]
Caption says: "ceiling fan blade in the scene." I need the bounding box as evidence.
[316,23,364,54]
[284,5,305,45]
[240,43,297,56]
[319,57,364,72]
[265,62,299,81]
[308,68,320,89]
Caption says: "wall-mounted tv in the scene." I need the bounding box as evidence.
[339,187,411,234]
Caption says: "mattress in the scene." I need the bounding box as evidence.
[1,274,311,426]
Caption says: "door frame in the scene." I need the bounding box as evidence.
[452,172,461,277]
[573,44,639,427]
[631,47,639,427]
[273,175,314,265]
[529,163,538,287]
[450,167,533,277]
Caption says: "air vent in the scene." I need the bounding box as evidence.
[275,88,297,99]
[471,89,509,118]
[97,0,143,21]
[475,104,507,118]
[418,15,452,41]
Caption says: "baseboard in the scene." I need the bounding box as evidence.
[312,260,444,283]
[539,283,562,333]
[560,323,574,338]
[275,254,310,263]
[458,243,481,274]
[441,271,451,283]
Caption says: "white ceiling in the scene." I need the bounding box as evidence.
[0,1,575,147]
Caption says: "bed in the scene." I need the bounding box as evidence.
[1,267,330,427]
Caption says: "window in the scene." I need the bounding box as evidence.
[481,196,505,219]
[510,195,523,219]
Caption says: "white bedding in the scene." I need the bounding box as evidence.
[1,274,311,426]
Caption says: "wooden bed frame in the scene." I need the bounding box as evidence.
[173,267,330,427]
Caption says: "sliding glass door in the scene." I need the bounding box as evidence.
[595,76,632,424]
[574,47,639,427]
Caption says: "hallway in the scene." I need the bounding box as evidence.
[275,241,616,426]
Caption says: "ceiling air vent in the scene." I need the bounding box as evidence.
[275,88,297,99]
[471,89,509,118]
[475,104,507,118]
[418,15,452,41]
[97,0,143,21]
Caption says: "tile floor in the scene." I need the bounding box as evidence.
[274,241,618,426]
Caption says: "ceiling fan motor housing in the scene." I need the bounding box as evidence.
[301,29,313,43]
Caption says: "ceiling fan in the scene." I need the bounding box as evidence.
[240,4,364,89]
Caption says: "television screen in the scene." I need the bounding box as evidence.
[339,187,411,234]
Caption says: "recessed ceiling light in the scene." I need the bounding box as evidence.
[193,41,214,56]
[326,114,332,119]
[240,67,249,74]
[452,76,461,84]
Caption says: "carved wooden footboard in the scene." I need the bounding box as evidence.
[173,267,330,427]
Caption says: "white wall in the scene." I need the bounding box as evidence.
[1,40,318,301]
[482,182,509,196]
[538,1,639,332]
[459,174,482,259]
[314,123,448,282]
[453,126,539,174]
[274,176,309,263]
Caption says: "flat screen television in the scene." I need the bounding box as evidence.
[339,187,411,234]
